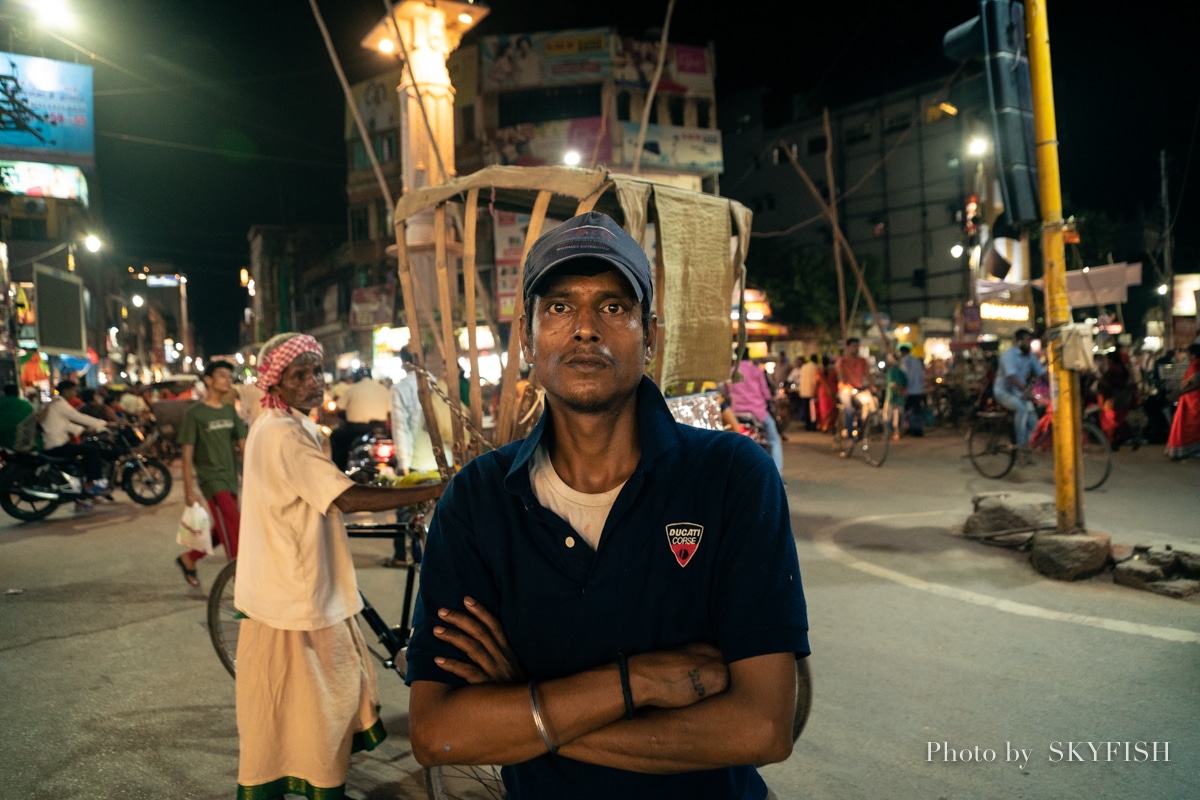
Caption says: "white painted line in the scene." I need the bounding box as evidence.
[811,512,1200,645]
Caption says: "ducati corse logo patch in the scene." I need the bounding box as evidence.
[665,522,704,567]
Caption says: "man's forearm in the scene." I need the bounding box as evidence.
[558,653,796,773]
[332,481,443,513]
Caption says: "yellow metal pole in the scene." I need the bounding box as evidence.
[1026,0,1083,532]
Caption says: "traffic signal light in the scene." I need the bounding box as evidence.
[944,0,1040,227]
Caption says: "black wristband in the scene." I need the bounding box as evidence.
[617,650,634,720]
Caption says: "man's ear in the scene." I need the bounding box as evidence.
[518,314,534,363]
[644,313,659,364]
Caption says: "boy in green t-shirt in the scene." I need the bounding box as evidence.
[174,361,247,587]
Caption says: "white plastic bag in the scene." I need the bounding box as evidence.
[176,501,213,554]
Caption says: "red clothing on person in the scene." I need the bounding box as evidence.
[816,366,838,432]
[836,355,868,389]
[1166,358,1200,460]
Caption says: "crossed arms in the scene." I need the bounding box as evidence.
[408,599,798,773]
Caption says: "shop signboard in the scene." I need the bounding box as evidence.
[349,284,394,330]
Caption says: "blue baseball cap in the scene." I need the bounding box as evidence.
[523,211,653,306]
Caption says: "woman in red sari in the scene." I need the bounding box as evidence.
[1096,349,1136,447]
[816,356,838,432]
[1165,344,1200,460]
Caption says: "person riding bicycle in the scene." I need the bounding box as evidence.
[993,329,1047,451]
[836,337,877,435]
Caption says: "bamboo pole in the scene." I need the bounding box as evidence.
[495,190,552,445]
[434,204,464,470]
[781,141,890,351]
[631,0,676,176]
[824,110,848,341]
[462,188,484,458]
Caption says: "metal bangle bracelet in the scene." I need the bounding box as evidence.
[529,680,558,755]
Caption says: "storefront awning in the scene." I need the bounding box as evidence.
[1032,262,1142,308]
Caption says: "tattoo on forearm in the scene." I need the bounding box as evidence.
[689,669,706,697]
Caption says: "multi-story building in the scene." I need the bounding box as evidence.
[250,26,727,381]
[721,71,1034,359]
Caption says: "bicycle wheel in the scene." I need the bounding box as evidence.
[1080,421,1113,491]
[425,764,506,799]
[967,412,1016,479]
[207,558,240,678]
[857,410,890,467]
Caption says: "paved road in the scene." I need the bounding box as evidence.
[1,429,1196,799]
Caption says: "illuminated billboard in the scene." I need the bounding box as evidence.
[0,52,95,167]
[0,160,89,204]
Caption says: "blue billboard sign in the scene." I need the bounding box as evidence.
[0,52,95,168]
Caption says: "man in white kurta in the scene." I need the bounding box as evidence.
[233,333,444,799]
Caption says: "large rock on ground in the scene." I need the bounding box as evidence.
[964,491,1056,536]
[1030,532,1112,581]
[1113,559,1166,589]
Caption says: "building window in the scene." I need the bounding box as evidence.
[883,113,912,134]
[11,217,48,239]
[773,142,797,165]
[498,85,603,127]
[350,132,399,171]
[459,103,476,143]
[350,206,370,242]
[376,200,391,239]
[844,123,872,145]
[806,135,827,155]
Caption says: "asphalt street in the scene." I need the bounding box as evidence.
[1,424,1197,799]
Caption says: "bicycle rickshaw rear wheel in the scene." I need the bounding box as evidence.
[424,764,506,800]
[1080,421,1113,491]
[857,409,890,467]
[968,412,1016,479]
[207,558,240,678]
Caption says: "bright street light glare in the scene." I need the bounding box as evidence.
[950,243,964,258]
[85,235,101,252]
[967,137,989,157]
[378,39,395,54]
[132,294,144,307]
[35,0,73,28]
[1157,284,1169,295]
[563,150,581,166]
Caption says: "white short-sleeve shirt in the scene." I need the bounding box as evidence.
[234,408,358,630]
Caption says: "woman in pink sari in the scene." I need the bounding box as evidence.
[1165,344,1200,460]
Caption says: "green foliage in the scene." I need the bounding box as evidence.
[745,240,885,331]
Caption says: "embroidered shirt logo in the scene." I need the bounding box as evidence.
[665,522,704,567]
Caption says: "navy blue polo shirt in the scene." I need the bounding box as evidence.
[406,377,809,799]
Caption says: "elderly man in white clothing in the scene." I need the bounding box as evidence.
[233,332,443,799]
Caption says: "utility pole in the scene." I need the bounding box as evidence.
[1161,149,1174,351]
[1027,0,1083,532]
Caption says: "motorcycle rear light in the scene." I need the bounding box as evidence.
[375,443,395,460]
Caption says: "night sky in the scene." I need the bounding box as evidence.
[19,0,1196,354]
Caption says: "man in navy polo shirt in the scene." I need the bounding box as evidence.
[405,210,810,799]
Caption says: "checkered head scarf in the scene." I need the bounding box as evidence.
[256,333,323,412]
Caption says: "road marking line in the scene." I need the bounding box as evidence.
[812,511,1200,645]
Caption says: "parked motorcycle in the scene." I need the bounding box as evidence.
[734,412,771,453]
[0,425,173,521]
[345,424,397,484]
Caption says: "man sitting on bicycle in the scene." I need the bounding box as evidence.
[836,337,877,435]
[993,328,1047,450]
